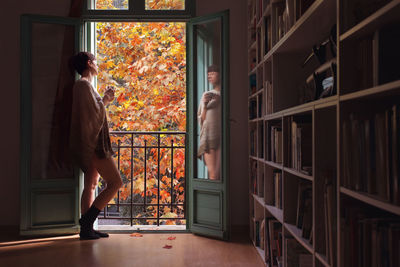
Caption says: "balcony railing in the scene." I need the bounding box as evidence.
[97,131,186,226]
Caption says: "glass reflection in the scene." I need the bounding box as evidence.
[31,23,75,180]
[194,19,222,180]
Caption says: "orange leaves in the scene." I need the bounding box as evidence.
[96,22,186,132]
[146,0,185,11]
[130,233,143,237]
[96,22,187,226]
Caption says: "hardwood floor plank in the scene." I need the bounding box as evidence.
[0,233,265,267]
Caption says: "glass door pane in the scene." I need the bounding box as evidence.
[89,0,129,10]
[31,22,76,180]
[193,19,222,181]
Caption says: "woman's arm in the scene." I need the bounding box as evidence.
[198,92,212,124]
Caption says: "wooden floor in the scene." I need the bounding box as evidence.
[0,231,264,267]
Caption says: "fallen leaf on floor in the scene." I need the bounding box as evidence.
[163,245,173,249]
[130,233,143,237]
[167,236,176,240]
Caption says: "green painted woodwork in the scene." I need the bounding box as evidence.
[187,10,230,240]
[20,15,82,236]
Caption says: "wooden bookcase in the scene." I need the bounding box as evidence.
[247,0,400,266]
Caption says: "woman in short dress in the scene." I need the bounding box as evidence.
[69,52,122,240]
[197,65,221,180]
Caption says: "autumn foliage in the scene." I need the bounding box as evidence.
[95,11,186,225]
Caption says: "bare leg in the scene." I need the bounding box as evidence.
[214,146,221,180]
[204,149,219,180]
[81,165,99,214]
[91,156,123,210]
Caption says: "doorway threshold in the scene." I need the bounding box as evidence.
[97,225,187,233]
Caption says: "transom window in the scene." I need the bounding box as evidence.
[84,0,194,17]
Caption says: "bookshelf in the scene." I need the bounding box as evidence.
[247,0,400,266]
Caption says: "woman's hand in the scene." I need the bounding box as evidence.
[103,86,115,105]
[201,92,212,105]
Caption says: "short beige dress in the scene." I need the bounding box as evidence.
[197,89,221,158]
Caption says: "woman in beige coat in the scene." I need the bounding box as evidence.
[197,65,221,180]
[69,52,122,240]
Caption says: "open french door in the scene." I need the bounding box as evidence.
[20,15,82,235]
[187,10,230,240]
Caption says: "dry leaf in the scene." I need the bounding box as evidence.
[130,233,143,237]
[167,236,176,240]
[163,245,173,249]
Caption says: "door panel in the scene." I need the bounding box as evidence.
[20,15,82,235]
[188,10,229,240]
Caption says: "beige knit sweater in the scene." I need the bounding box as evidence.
[69,79,112,172]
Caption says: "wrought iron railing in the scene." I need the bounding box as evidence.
[98,131,186,226]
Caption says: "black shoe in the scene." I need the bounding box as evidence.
[79,206,102,240]
[94,230,109,238]
[79,227,100,240]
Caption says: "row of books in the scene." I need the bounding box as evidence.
[247,0,257,25]
[343,23,400,94]
[249,99,257,120]
[275,0,315,43]
[249,48,256,71]
[290,118,312,175]
[274,2,289,43]
[257,0,271,21]
[270,125,282,163]
[251,160,258,195]
[285,237,313,267]
[272,170,282,209]
[341,0,391,33]
[323,180,335,266]
[258,218,313,267]
[266,81,273,115]
[249,73,256,95]
[263,17,272,56]
[265,218,283,267]
[296,181,313,241]
[341,208,400,267]
[255,219,264,248]
[248,72,264,97]
[342,105,400,205]
[250,129,256,156]
[251,0,319,61]
[258,122,265,158]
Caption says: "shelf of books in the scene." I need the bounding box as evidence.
[247,0,400,266]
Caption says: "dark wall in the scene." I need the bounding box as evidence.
[0,0,73,226]
[0,0,249,227]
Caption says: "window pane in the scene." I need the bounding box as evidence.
[31,22,76,180]
[93,0,128,10]
[145,0,185,10]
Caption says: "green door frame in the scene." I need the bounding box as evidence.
[187,10,230,240]
[20,14,82,235]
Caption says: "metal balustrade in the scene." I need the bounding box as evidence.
[97,131,186,226]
